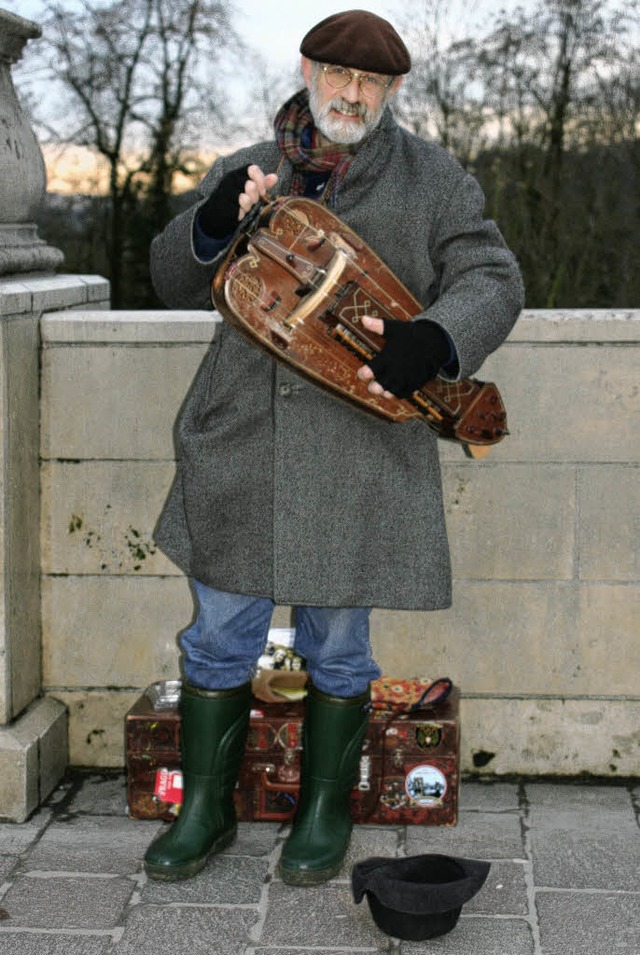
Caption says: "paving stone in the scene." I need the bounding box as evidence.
[24,815,162,874]
[525,781,634,814]
[405,811,525,860]
[401,916,534,954]
[116,904,257,955]
[0,810,51,854]
[463,861,529,916]
[65,773,129,815]
[0,874,134,928]
[252,950,383,954]
[0,855,19,882]
[459,781,521,813]
[339,826,401,881]
[141,854,269,904]
[525,786,639,891]
[0,937,111,955]
[260,881,388,948]
[226,822,281,857]
[529,825,639,891]
[537,891,640,955]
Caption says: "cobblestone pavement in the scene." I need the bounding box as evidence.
[0,773,637,954]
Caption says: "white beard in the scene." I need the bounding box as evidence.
[308,83,387,145]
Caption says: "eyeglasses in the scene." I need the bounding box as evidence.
[320,64,393,97]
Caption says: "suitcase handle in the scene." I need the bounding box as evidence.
[261,772,300,794]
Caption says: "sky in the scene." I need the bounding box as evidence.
[234,0,408,73]
[15,0,536,78]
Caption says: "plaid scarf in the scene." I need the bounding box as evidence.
[274,89,356,207]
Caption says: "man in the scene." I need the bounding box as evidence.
[144,10,524,887]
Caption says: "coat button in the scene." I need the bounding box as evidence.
[279,383,292,397]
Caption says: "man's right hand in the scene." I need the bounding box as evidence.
[238,165,279,221]
[198,164,278,239]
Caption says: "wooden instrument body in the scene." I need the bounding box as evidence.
[211,197,507,455]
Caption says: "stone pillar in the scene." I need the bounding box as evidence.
[0,9,64,275]
[0,8,68,821]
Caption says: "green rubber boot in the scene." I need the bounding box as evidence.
[144,681,251,881]
[279,683,370,886]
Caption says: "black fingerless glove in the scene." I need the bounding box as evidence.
[367,319,452,398]
[196,165,250,239]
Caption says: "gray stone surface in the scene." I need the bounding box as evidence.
[0,773,637,953]
[525,782,639,891]
[0,938,111,955]
[405,809,526,860]
[261,882,388,948]
[25,815,161,874]
[140,855,270,905]
[114,905,257,955]
[229,822,281,857]
[1,873,134,928]
[458,781,520,812]
[463,861,529,915]
[0,809,51,852]
[64,772,129,815]
[536,892,640,955]
[401,917,535,954]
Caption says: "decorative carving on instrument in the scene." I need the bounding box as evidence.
[212,197,509,457]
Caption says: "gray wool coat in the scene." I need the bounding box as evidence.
[151,104,524,610]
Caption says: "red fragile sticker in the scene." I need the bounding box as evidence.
[154,768,184,804]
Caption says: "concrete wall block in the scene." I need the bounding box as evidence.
[0,696,67,822]
[42,575,190,688]
[440,342,640,463]
[0,280,32,316]
[76,276,110,303]
[576,583,640,683]
[32,697,68,805]
[0,314,41,721]
[41,460,181,576]
[460,696,640,776]
[443,463,576,580]
[48,690,141,768]
[17,275,94,312]
[40,344,208,460]
[578,465,640,581]
[371,582,639,697]
[41,310,216,344]
[509,311,640,343]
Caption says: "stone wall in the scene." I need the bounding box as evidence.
[39,308,639,777]
[0,274,110,820]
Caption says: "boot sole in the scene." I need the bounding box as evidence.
[278,859,342,886]
[144,827,237,882]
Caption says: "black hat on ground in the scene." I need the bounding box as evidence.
[352,854,491,941]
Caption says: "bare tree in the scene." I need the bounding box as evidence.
[395,0,488,165]
[32,0,238,306]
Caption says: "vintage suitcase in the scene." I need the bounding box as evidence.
[125,680,459,827]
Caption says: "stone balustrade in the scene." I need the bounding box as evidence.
[33,302,639,779]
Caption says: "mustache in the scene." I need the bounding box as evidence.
[324,96,369,119]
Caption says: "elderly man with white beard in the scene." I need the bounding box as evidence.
[144,10,524,887]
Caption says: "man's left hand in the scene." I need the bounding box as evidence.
[356,316,451,399]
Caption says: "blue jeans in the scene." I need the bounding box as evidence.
[180,579,381,697]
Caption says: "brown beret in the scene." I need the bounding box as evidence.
[300,9,411,76]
